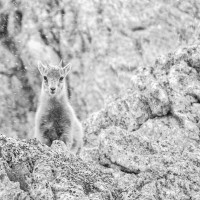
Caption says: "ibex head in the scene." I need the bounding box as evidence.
[38,60,71,96]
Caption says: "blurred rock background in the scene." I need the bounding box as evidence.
[0,0,200,139]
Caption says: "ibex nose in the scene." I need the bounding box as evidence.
[50,87,56,91]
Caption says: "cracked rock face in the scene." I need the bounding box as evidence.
[84,44,200,199]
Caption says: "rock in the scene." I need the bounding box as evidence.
[1,0,200,138]
[84,74,170,146]
[83,44,200,199]
[0,0,200,199]
[1,42,200,200]
[0,135,118,200]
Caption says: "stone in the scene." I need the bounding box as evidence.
[0,135,117,200]
[84,44,200,199]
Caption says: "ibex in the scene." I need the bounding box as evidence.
[34,61,83,155]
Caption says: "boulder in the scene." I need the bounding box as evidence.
[0,135,118,200]
[84,44,200,199]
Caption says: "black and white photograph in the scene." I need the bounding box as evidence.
[0,0,200,199]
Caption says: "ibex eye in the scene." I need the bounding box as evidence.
[44,76,48,81]
[59,77,64,81]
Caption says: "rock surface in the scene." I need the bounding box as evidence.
[0,0,200,138]
[1,43,200,199]
[0,135,119,200]
[0,0,200,199]
[83,44,200,199]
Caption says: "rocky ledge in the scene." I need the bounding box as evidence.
[1,44,200,199]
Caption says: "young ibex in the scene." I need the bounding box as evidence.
[34,61,83,154]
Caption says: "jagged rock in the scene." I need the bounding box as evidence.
[84,44,200,199]
[84,73,170,146]
[0,135,119,200]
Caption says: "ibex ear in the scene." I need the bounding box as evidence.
[38,61,47,75]
[60,63,71,77]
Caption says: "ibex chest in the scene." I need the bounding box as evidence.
[47,99,65,120]
[40,98,72,134]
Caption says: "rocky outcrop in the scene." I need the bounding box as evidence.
[84,44,200,199]
[0,0,200,139]
[1,0,200,199]
[1,44,200,199]
[0,135,119,200]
